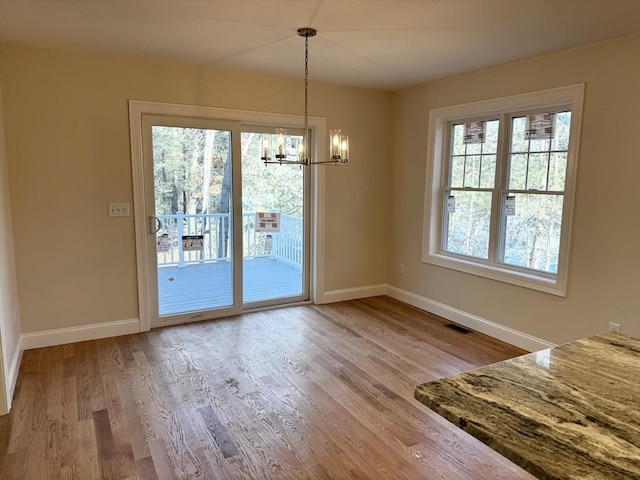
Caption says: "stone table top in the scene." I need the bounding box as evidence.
[414,333,640,479]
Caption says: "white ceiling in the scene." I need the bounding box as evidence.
[0,0,639,90]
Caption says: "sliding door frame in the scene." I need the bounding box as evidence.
[141,115,243,327]
[128,100,326,332]
[240,125,311,310]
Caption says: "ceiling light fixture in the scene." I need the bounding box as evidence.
[262,27,349,166]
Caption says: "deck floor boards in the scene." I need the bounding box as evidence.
[158,257,303,315]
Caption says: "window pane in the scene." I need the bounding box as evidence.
[528,138,550,153]
[502,193,564,273]
[552,111,572,151]
[465,142,482,155]
[510,116,527,153]
[450,156,465,187]
[480,154,496,188]
[445,191,492,259]
[509,154,527,190]
[452,124,465,156]
[484,120,499,154]
[548,152,567,191]
[464,155,481,187]
[527,153,549,191]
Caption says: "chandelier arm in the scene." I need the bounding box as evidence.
[308,160,344,165]
[264,159,309,165]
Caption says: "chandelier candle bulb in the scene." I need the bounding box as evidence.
[262,136,270,161]
[276,128,287,159]
[330,129,341,160]
[341,136,349,163]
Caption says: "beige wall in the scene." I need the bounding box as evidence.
[0,44,391,333]
[389,34,640,344]
[0,82,22,412]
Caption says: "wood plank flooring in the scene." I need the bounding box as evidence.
[0,296,536,479]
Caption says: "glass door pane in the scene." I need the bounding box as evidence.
[150,124,235,317]
[241,131,308,306]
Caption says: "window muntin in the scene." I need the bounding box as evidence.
[424,85,583,296]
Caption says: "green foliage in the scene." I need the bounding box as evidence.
[152,126,231,215]
[241,132,304,217]
[445,191,492,259]
[151,128,304,218]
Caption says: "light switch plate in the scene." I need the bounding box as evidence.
[108,203,130,217]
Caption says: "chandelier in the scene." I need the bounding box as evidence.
[262,27,349,166]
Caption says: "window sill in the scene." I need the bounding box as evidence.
[422,251,566,297]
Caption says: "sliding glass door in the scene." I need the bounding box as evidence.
[241,129,310,308]
[140,117,309,327]
[142,115,242,326]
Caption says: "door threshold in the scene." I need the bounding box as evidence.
[242,300,312,314]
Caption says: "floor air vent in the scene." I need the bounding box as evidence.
[445,323,472,334]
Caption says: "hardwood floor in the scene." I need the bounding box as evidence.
[0,296,536,479]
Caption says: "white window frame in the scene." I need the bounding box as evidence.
[422,84,584,296]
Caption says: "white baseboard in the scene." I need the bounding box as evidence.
[6,335,23,409]
[17,286,553,354]
[317,283,552,351]
[0,335,23,414]
[21,318,141,350]
[386,285,555,352]
[318,284,388,304]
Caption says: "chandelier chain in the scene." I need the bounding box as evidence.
[304,34,309,163]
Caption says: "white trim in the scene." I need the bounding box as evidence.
[5,335,22,412]
[311,165,325,303]
[386,285,555,352]
[21,318,140,350]
[0,334,21,415]
[424,254,564,296]
[0,363,6,415]
[318,284,388,304]
[0,316,9,414]
[422,84,585,297]
[128,103,152,332]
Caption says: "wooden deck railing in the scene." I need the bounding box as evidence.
[155,213,303,269]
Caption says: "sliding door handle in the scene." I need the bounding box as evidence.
[149,216,162,234]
